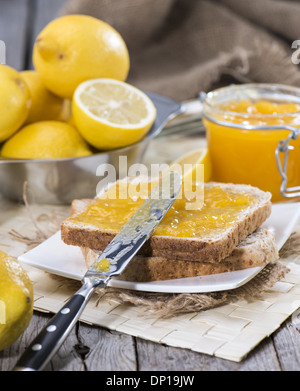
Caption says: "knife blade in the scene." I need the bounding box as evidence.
[13,171,182,371]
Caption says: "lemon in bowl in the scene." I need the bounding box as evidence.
[33,15,130,99]
[72,78,157,150]
[21,70,67,123]
[1,121,92,159]
[0,65,31,142]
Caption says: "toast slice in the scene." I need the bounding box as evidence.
[81,228,279,281]
[61,180,272,263]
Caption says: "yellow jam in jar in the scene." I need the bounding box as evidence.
[69,181,256,238]
[204,90,300,202]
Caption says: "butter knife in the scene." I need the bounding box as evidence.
[13,171,182,371]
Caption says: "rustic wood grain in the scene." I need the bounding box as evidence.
[135,335,281,371]
[78,325,137,371]
[0,312,86,371]
[272,318,300,371]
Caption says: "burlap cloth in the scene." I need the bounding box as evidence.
[59,0,300,101]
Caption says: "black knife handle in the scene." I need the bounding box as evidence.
[13,278,102,371]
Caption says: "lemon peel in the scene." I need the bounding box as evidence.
[1,121,92,159]
[0,250,33,351]
[21,70,65,123]
[33,15,130,99]
[0,65,31,142]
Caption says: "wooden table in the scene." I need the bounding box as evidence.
[1,0,300,372]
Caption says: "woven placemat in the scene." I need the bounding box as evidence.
[1,194,300,362]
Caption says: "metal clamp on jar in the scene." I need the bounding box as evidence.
[275,125,300,198]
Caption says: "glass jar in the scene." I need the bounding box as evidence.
[202,84,300,202]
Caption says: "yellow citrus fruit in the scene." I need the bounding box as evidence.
[67,116,76,127]
[21,70,65,124]
[72,78,157,150]
[33,15,130,99]
[1,121,92,159]
[169,148,212,182]
[0,65,31,142]
[61,99,72,122]
[0,250,33,351]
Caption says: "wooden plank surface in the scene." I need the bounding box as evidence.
[1,0,300,372]
[1,311,281,371]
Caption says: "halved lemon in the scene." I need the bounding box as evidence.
[169,148,212,182]
[72,78,157,150]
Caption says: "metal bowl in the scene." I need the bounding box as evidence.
[0,91,202,204]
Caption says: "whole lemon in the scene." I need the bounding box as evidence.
[33,15,130,99]
[1,121,92,159]
[21,70,66,124]
[0,250,33,351]
[0,65,31,142]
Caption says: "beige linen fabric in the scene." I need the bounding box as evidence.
[60,0,300,101]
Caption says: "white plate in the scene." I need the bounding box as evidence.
[18,203,300,293]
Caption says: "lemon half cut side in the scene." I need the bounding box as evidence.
[72,78,157,150]
[169,147,212,183]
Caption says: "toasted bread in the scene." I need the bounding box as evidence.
[61,181,272,263]
[81,228,278,281]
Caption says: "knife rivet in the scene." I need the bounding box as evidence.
[32,344,42,351]
[61,308,70,315]
[47,325,56,332]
